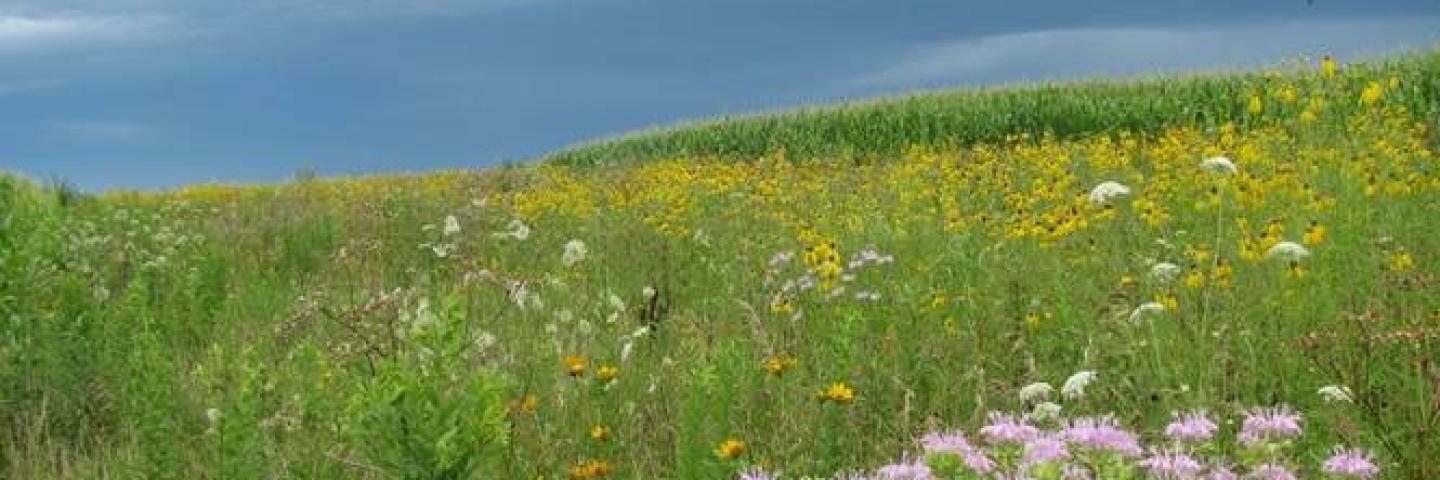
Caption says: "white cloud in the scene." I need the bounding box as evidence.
[856,16,1440,88]
[0,13,174,55]
[50,121,153,141]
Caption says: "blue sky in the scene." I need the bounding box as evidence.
[2,1,1437,191]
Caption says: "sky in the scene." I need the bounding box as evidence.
[1,1,1438,191]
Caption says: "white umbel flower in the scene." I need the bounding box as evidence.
[492,219,531,241]
[1029,401,1063,422]
[1129,302,1167,323]
[1149,262,1182,283]
[1062,371,1098,400]
[1089,180,1132,206]
[1265,241,1311,261]
[1317,385,1354,403]
[205,408,223,425]
[1200,156,1238,175]
[1019,382,1054,402]
[561,239,588,267]
[443,215,461,236]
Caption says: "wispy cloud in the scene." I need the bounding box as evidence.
[50,120,154,141]
[0,13,175,55]
[855,16,1440,89]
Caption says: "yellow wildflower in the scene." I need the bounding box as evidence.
[817,382,856,405]
[763,356,797,376]
[715,439,746,460]
[563,355,588,377]
[596,365,619,383]
[590,425,612,442]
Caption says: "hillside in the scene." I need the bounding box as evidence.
[4,51,1440,479]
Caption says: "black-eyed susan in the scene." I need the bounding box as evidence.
[563,355,588,377]
[816,382,856,405]
[715,439,746,460]
[589,425,612,442]
[762,356,797,376]
[596,365,619,383]
[568,459,612,479]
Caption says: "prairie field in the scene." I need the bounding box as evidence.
[3,52,1440,479]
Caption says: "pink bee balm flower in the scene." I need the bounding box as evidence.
[1022,434,1070,466]
[738,468,778,480]
[1322,447,1380,479]
[1238,405,1303,446]
[980,412,1041,445]
[1139,450,1204,479]
[875,456,934,480]
[1061,415,1143,457]
[1244,463,1297,480]
[1164,410,1218,442]
[919,430,996,473]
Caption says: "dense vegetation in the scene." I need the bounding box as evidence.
[3,51,1438,479]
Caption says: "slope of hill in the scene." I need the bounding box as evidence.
[4,52,1440,479]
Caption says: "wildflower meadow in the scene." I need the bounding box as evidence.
[3,52,1439,479]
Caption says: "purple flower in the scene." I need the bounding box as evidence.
[1022,434,1070,466]
[1139,450,1205,479]
[739,468,778,480]
[1322,447,1380,479]
[1239,405,1303,446]
[920,430,996,473]
[1061,415,1143,457]
[1243,464,1297,480]
[981,412,1041,445]
[874,456,934,480]
[1164,410,1218,443]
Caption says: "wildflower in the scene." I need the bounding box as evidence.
[1247,95,1265,115]
[1200,156,1238,175]
[738,468,778,480]
[1019,382,1054,402]
[493,218,531,241]
[562,239,588,267]
[1022,434,1070,466]
[817,382,856,404]
[1321,55,1339,77]
[1360,81,1383,107]
[1062,415,1143,457]
[1139,450,1205,479]
[205,408,223,425]
[1129,301,1166,323]
[1088,180,1132,206]
[590,425,612,442]
[1317,385,1354,403]
[874,456,933,480]
[1303,221,1327,245]
[715,439,746,460]
[979,412,1040,444]
[1265,241,1310,262]
[1239,405,1303,446]
[1386,250,1414,271]
[1322,447,1380,479]
[1246,463,1297,480]
[514,394,540,413]
[568,459,612,479]
[1029,401,1063,423]
[442,215,461,236]
[563,355,588,377]
[763,356,797,376]
[1163,410,1218,442]
[597,365,620,383]
[1061,370,1097,400]
[1150,262,1182,283]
